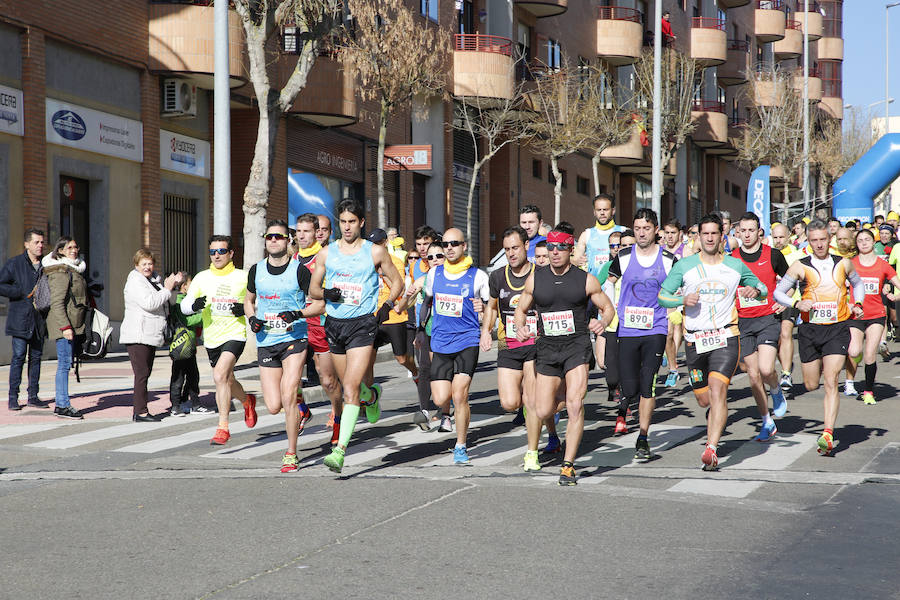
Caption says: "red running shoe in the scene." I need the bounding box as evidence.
[210,428,230,445]
[701,445,718,471]
[614,415,628,435]
[242,393,258,428]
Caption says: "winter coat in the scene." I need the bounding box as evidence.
[119,269,173,347]
[42,254,89,341]
[0,251,46,339]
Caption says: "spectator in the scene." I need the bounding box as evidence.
[120,248,181,422]
[42,236,89,419]
[169,274,204,415]
[0,227,49,411]
[661,11,676,47]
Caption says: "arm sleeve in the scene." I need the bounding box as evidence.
[773,274,798,307]
[246,264,257,294]
[772,247,790,277]
[739,261,767,299]
[606,256,622,280]
[847,269,866,304]
[657,260,686,308]
[297,263,311,294]
[0,260,20,299]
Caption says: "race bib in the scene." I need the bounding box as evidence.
[809,301,838,324]
[263,312,291,332]
[210,296,239,316]
[592,249,610,268]
[333,281,363,305]
[506,315,537,339]
[541,310,576,336]
[737,293,767,308]
[623,306,654,330]
[862,277,880,296]
[435,292,464,317]
[694,328,728,354]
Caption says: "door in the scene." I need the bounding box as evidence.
[60,176,90,265]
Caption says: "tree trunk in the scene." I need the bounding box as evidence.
[551,155,562,224]
[242,101,281,267]
[466,159,483,245]
[377,100,389,229]
[591,153,601,197]
[782,179,789,223]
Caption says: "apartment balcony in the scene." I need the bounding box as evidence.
[718,40,750,86]
[818,36,843,61]
[773,20,802,60]
[690,100,728,147]
[790,66,823,102]
[724,116,749,160]
[596,6,643,66]
[283,55,357,127]
[514,0,567,18]
[453,34,514,103]
[754,0,786,43]
[796,4,823,41]
[690,18,727,67]
[753,70,785,106]
[148,1,245,88]
[599,126,644,165]
[717,0,752,7]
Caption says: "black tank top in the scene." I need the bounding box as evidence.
[532,264,589,340]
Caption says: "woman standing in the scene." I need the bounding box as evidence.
[120,248,181,421]
[43,237,88,419]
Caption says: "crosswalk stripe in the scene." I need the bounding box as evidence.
[580,425,705,468]
[416,414,520,466]
[27,415,216,449]
[667,479,762,497]
[115,413,283,454]
[0,422,70,441]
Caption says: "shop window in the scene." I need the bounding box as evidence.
[420,0,438,22]
[60,176,90,267]
[163,194,198,276]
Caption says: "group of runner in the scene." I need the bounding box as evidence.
[175,194,895,484]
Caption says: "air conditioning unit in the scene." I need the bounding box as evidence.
[162,79,197,118]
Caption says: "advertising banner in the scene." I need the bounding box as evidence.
[160,129,210,178]
[0,84,24,137]
[46,98,143,162]
[747,165,771,235]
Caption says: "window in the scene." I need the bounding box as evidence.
[420,0,438,22]
[547,39,561,71]
[163,194,198,276]
[732,184,741,199]
[457,0,474,34]
[532,159,542,178]
[577,175,589,195]
[635,179,652,211]
[717,86,726,104]
[560,169,568,189]
[60,176,90,267]
[724,180,731,196]
[598,184,607,195]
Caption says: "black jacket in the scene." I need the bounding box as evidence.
[0,252,46,339]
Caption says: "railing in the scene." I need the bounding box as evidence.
[597,6,642,22]
[455,34,513,56]
[692,17,726,31]
[785,19,802,31]
[728,39,750,51]
[692,100,726,112]
[822,77,842,97]
[150,0,233,5]
[755,0,784,9]
[792,65,821,77]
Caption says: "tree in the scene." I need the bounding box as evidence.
[234,0,342,266]
[339,0,449,228]
[811,105,876,208]
[586,69,635,197]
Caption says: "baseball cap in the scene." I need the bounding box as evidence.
[888,211,900,221]
[366,228,387,243]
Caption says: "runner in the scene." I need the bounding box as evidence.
[533,241,549,266]
[294,213,343,445]
[180,235,256,445]
[316,214,332,247]
[847,228,900,405]
[482,226,541,470]
[244,220,323,472]
[658,213,768,470]
[514,223,615,485]
[661,219,688,387]
[519,205,547,261]
[732,212,790,442]
[770,223,802,390]
[410,226,439,428]
[419,228,490,464]
[718,211,738,254]
[773,219,866,456]
[308,200,404,473]
[594,230,630,406]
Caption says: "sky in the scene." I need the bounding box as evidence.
[842,1,900,123]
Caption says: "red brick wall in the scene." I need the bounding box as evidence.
[21,28,46,231]
[140,70,161,256]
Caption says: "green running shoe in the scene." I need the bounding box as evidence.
[366,383,382,423]
[523,450,541,472]
[817,432,838,456]
[324,446,345,473]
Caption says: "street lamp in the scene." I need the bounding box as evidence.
[843,98,894,110]
[888,3,900,134]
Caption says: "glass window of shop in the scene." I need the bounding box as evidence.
[288,168,362,241]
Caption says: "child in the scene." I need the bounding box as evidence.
[170,273,206,415]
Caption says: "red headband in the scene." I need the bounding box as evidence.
[546,231,575,246]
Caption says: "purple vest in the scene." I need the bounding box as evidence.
[616,248,669,337]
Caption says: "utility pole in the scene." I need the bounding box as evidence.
[213,0,231,235]
[802,0,810,215]
[651,0,662,216]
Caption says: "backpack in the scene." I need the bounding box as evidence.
[79,307,113,360]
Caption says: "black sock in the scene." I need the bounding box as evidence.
[865,362,877,393]
[562,460,574,468]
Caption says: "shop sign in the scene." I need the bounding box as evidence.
[160,129,210,178]
[383,144,432,171]
[0,84,24,137]
[46,98,143,162]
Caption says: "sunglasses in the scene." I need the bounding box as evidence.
[545,243,571,252]
[609,243,621,249]
[426,253,444,260]
[441,240,464,248]
[209,248,230,256]
[408,255,419,261]
[265,233,288,241]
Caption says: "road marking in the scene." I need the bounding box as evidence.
[27,415,218,449]
[0,422,69,441]
[668,479,762,498]
[116,412,283,454]
[581,425,705,468]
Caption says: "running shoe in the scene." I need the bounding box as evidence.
[438,415,453,432]
[414,409,431,431]
[511,406,526,426]
[700,445,718,471]
[210,428,230,445]
[558,465,577,486]
[298,405,313,433]
[523,450,542,472]
[365,383,382,424]
[816,432,836,456]
[359,383,373,406]
[193,405,214,414]
[614,415,628,435]
[879,342,891,361]
[862,391,876,405]
[242,393,258,428]
[665,371,680,387]
[54,406,84,420]
[633,439,652,462]
[661,354,668,368]
[771,388,788,418]
[281,452,299,473]
[754,420,777,442]
[779,372,792,391]
[324,446,345,472]
[543,434,562,454]
[453,446,470,465]
[843,381,858,397]
[330,422,339,446]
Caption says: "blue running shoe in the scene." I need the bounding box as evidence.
[453,446,470,464]
[754,420,777,442]
[661,354,668,368]
[665,371,679,387]
[542,434,562,454]
[771,388,787,418]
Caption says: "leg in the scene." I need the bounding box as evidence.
[594,332,606,370]
[25,333,43,403]
[169,359,187,410]
[561,365,589,464]
[801,359,823,392]
[497,367,524,412]
[127,344,154,415]
[279,350,306,454]
[778,320,794,375]
[522,361,541,452]
[450,374,473,447]
[8,336,27,408]
[821,354,845,431]
[705,373,730,447]
[334,345,375,451]
[55,338,74,409]
[533,373,562,422]
[314,352,343,416]
[863,323,884,396]
[212,351,240,428]
[185,356,200,408]
[415,332,435,412]
[742,351,769,418]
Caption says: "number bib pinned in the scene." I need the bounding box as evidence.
[435,292,464,317]
[862,277,880,296]
[809,301,838,324]
[506,315,537,339]
[541,310,576,336]
[210,297,239,316]
[623,306,654,330]
[263,312,291,332]
[333,281,363,305]
[694,328,728,354]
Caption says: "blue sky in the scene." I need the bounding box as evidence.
[843,2,899,119]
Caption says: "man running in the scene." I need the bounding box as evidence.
[410,226,439,428]
[533,241,549,266]
[309,200,404,473]
[519,205,547,261]
[771,223,802,389]
[295,213,343,445]
[422,228,490,464]
[732,212,790,442]
[606,209,677,461]
[514,223,615,485]
[662,219,688,387]
[244,220,324,472]
[316,214,333,247]
[658,214,768,470]
[773,219,865,456]
[180,235,256,445]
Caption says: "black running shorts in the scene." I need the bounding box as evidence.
[206,340,246,368]
[431,345,480,381]
[739,314,781,359]
[618,333,667,400]
[535,336,592,378]
[375,322,409,357]
[325,314,377,355]
[257,339,308,369]
[798,321,850,363]
[848,317,886,331]
[685,335,740,392]
[496,344,536,371]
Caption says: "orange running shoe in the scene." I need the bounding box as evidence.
[298,404,312,434]
[210,428,230,445]
[243,393,258,428]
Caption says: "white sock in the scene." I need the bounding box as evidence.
[762,414,774,426]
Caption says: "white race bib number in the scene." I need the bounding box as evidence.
[210,296,239,316]
[541,310,576,336]
[263,312,291,332]
[623,306,654,330]
[592,249,610,268]
[694,328,728,354]
[506,315,537,339]
[862,277,880,296]
[435,292,464,317]
[334,281,363,306]
[809,301,838,324]
[737,293,767,308]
